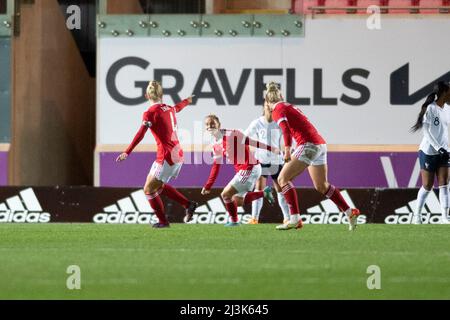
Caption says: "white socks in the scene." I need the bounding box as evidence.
[251,190,291,222]
[439,185,449,220]
[277,192,290,221]
[415,186,431,216]
[251,190,263,220]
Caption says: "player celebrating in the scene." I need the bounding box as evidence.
[201,115,279,226]
[244,103,290,225]
[410,81,450,225]
[264,82,360,231]
[116,81,198,228]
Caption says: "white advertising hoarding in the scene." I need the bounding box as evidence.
[98,16,450,146]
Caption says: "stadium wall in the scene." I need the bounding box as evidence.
[0,144,8,186]
[10,0,95,186]
[95,16,450,188]
[0,29,11,186]
[0,186,443,224]
[0,37,10,144]
[96,147,420,188]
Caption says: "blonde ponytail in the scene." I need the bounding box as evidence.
[146,80,163,101]
[265,81,282,104]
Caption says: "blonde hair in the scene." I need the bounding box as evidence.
[265,81,282,104]
[146,80,163,101]
[205,114,221,127]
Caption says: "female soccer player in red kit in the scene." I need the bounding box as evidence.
[116,81,198,228]
[201,115,279,226]
[264,82,361,231]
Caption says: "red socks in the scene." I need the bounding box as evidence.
[325,185,350,212]
[146,184,190,224]
[243,191,264,204]
[223,198,239,222]
[281,182,300,215]
[280,182,350,217]
[146,191,168,224]
[161,184,190,208]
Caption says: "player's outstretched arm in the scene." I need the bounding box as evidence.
[174,95,195,113]
[241,130,280,154]
[116,124,148,162]
[201,188,211,195]
[116,153,128,162]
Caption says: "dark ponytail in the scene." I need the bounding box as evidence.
[410,81,450,132]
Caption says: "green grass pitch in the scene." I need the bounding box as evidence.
[0,223,449,299]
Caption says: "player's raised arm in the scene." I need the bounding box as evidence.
[239,130,280,155]
[174,95,195,113]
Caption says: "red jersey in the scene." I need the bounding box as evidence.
[125,99,190,165]
[214,129,259,172]
[271,102,325,146]
[204,129,273,190]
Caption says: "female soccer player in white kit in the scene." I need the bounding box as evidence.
[410,81,450,224]
[244,103,290,224]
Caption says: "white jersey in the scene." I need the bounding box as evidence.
[244,116,284,165]
[419,102,449,155]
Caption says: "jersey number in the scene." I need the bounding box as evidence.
[434,117,440,126]
[169,112,178,132]
[169,111,180,142]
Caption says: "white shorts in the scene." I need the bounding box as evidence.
[149,161,182,183]
[228,164,262,197]
[292,143,327,166]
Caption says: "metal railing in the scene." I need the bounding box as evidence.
[0,0,14,36]
[308,6,450,17]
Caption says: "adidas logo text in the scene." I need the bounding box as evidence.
[0,188,51,223]
[386,191,443,224]
[303,190,366,225]
[94,190,157,224]
[188,196,251,224]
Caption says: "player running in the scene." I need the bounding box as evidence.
[244,103,290,225]
[116,81,198,228]
[410,81,450,225]
[264,82,361,231]
[201,114,280,226]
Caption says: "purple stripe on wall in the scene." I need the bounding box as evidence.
[100,151,421,188]
[0,152,8,186]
